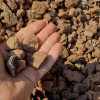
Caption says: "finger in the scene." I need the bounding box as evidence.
[39,32,60,53]
[37,43,62,78]
[15,20,47,43]
[37,23,57,46]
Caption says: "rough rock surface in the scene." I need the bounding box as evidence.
[16,60,26,73]
[23,34,39,52]
[65,0,80,8]
[63,69,84,82]
[32,1,48,15]
[4,7,18,27]
[8,49,25,59]
[7,55,17,77]
[27,51,47,69]
[6,37,22,50]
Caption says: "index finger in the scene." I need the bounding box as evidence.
[15,20,46,43]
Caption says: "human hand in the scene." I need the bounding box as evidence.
[0,20,62,100]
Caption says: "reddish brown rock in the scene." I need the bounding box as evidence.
[42,81,53,92]
[63,69,84,82]
[8,49,25,59]
[32,1,48,14]
[23,34,39,52]
[4,7,18,27]
[27,51,47,69]
[6,37,22,50]
[73,83,88,94]
[65,0,80,8]
[16,60,26,73]
[62,91,79,99]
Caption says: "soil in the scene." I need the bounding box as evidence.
[0,0,100,100]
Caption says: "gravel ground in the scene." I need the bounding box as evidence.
[0,0,100,100]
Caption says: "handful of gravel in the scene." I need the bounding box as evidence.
[6,34,47,77]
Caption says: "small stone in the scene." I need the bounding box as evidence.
[89,6,100,13]
[96,64,100,72]
[58,76,67,91]
[44,13,51,21]
[32,1,47,14]
[27,0,33,4]
[76,94,88,100]
[6,0,18,11]
[63,69,84,82]
[4,35,9,40]
[92,47,100,58]
[6,37,22,50]
[16,8,25,17]
[16,0,25,5]
[27,51,47,69]
[84,21,98,37]
[23,34,39,52]
[6,30,15,37]
[62,91,79,99]
[0,29,6,36]
[4,7,18,27]
[81,0,87,8]
[67,54,80,62]
[0,2,7,10]
[7,56,17,77]
[55,0,64,3]
[65,0,80,8]
[89,72,100,83]
[43,81,53,92]
[75,63,82,70]
[69,8,79,17]
[16,18,24,31]
[86,63,95,74]
[68,32,76,42]
[61,47,69,58]
[27,10,35,20]
[58,11,68,19]
[93,92,100,100]
[16,60,26,73]
[42,98,48,100]
[0,36,4,42]
[60,34,67,45]
[8,49,25,59]
[73,83,88,94]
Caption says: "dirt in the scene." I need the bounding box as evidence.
[0,0,100,100]
[6,35,47,77]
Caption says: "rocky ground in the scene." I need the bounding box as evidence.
[0,0,100,100]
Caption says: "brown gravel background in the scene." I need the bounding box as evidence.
[0,0,100,100]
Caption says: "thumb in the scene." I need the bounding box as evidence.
[0,51,5,73]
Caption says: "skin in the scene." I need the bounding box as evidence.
[0,20,62,100]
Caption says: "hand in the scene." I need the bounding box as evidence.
[0,20,62,100]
